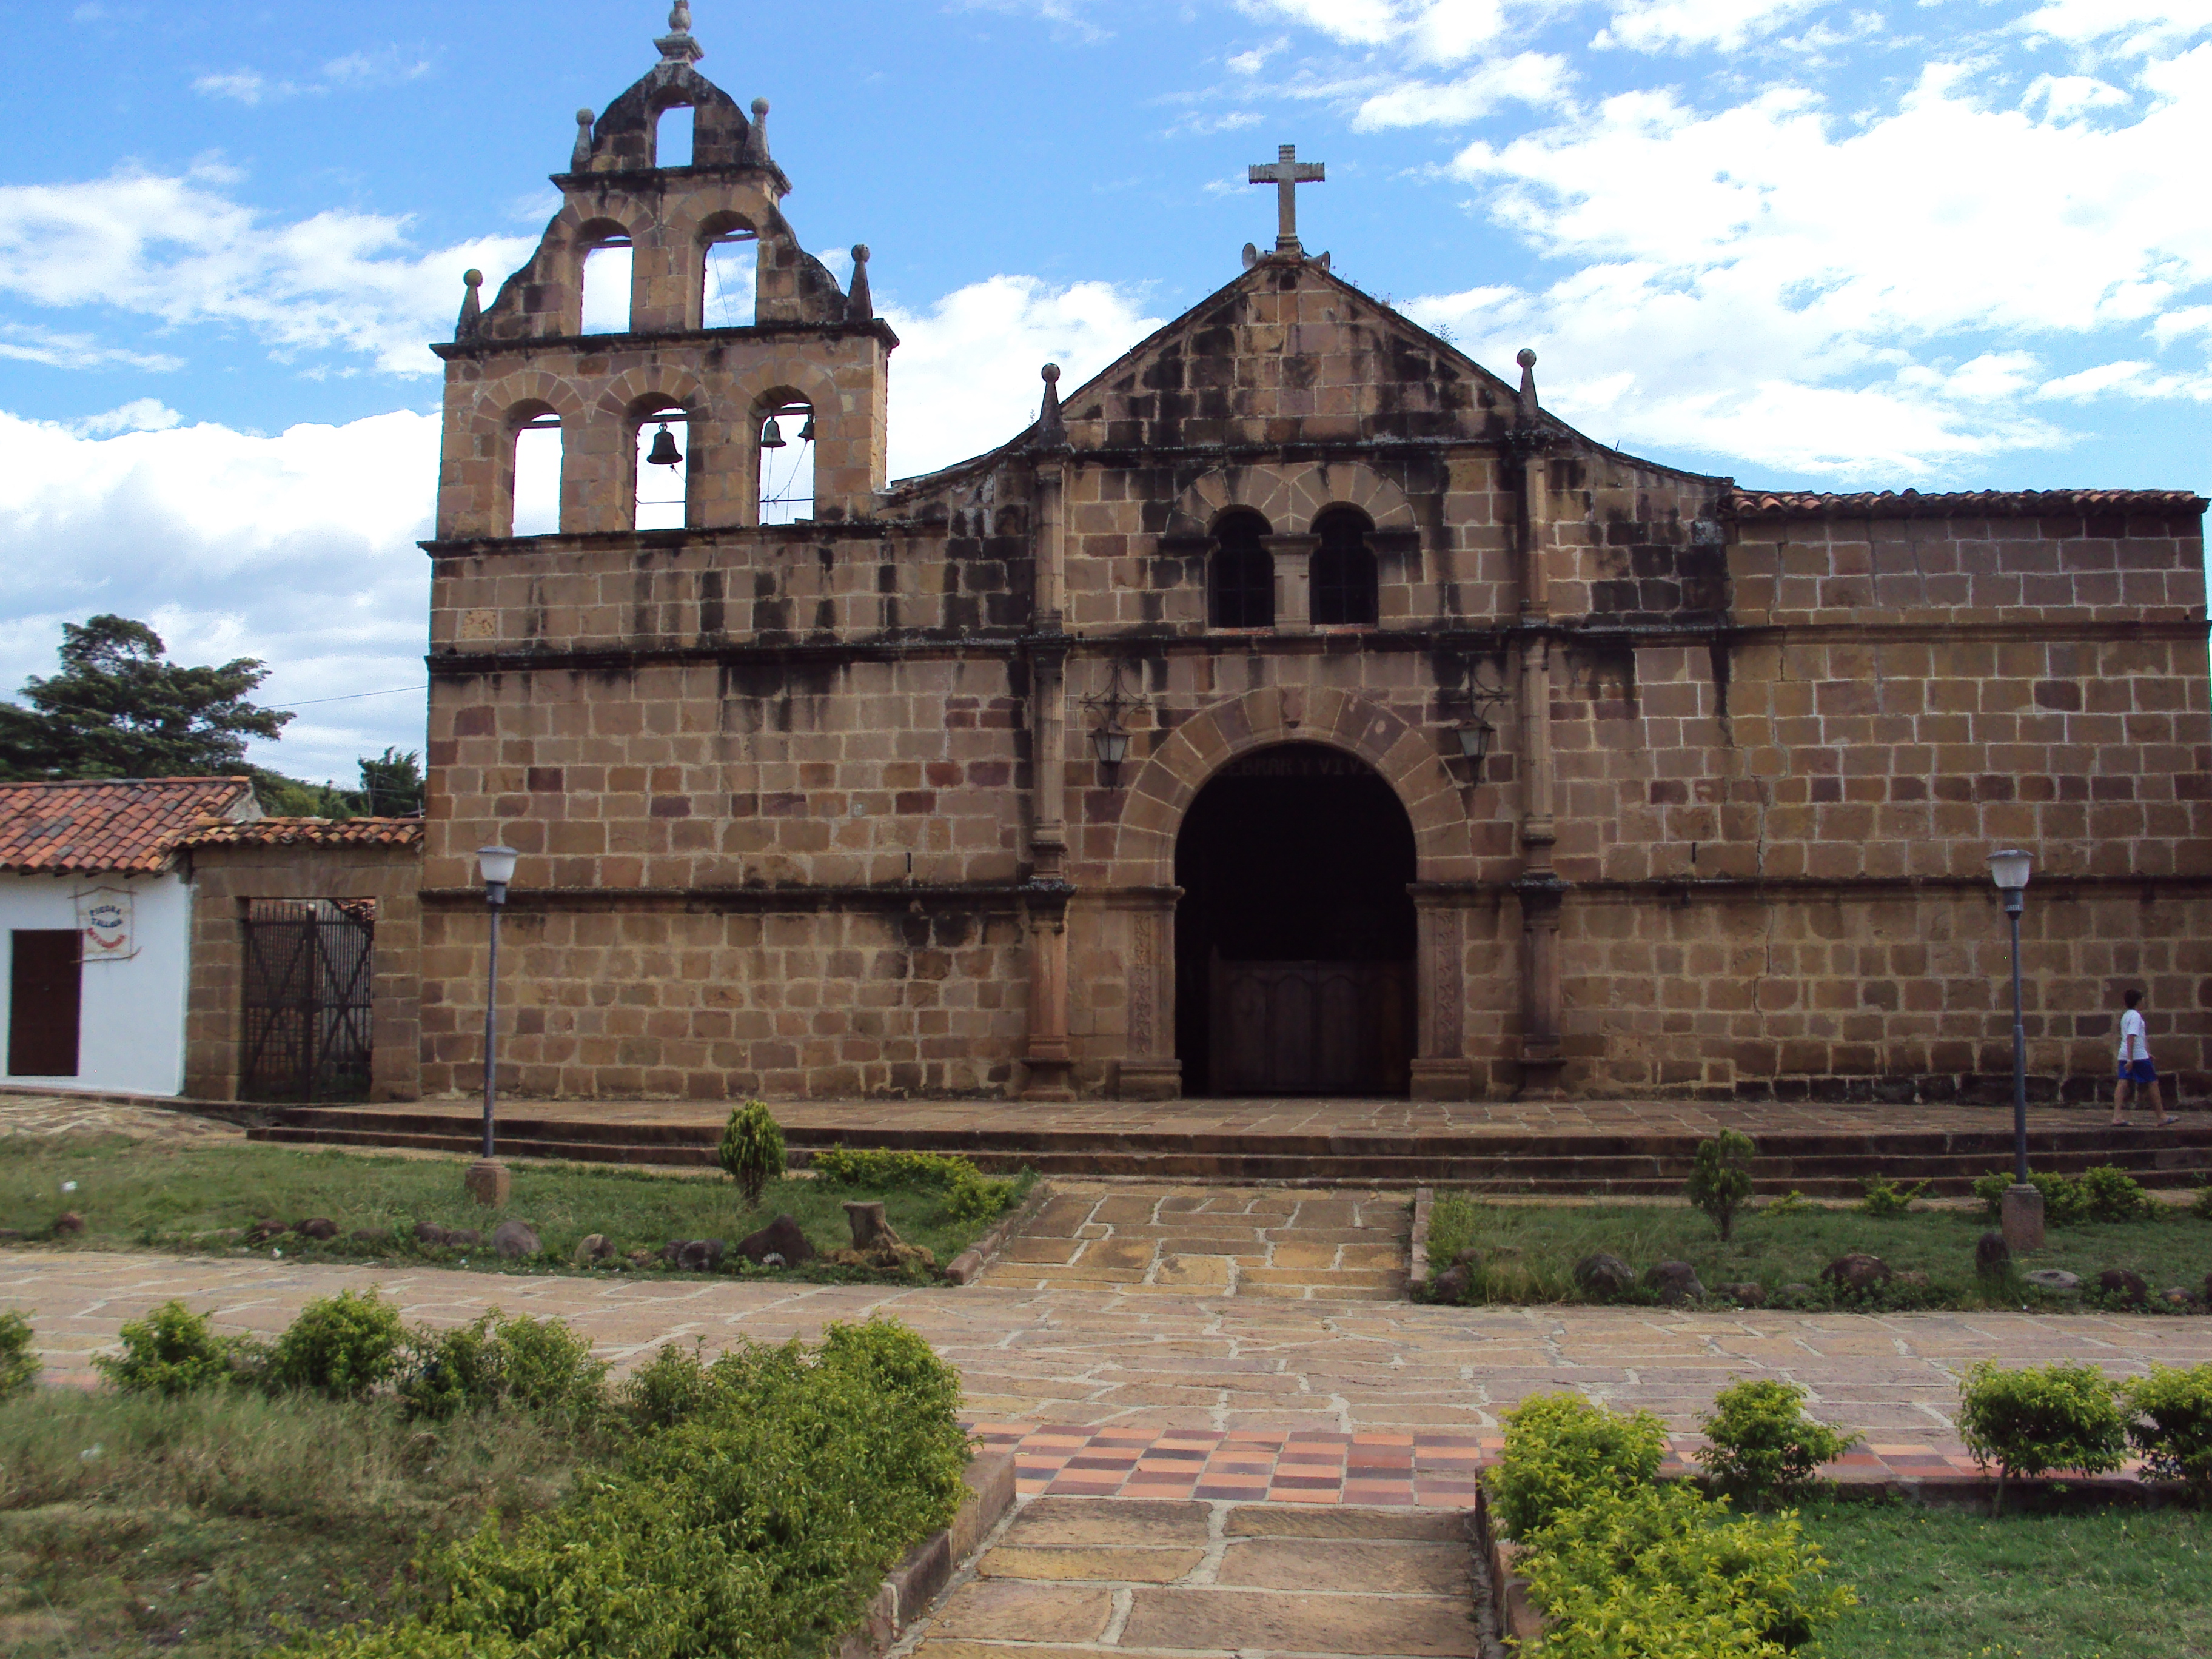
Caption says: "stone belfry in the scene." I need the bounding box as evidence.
[432,2,890,537]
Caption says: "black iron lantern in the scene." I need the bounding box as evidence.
[645,423,682,468]
[1091,718,1130,776]
[1453,716,1496,766]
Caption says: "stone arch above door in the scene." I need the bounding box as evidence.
[1164,460,1417,538]
[1098,686,1475,889]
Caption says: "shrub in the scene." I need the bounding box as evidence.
[0,1309,37,1401]
[92,1300,240,1397]
[717,1099,786,1207]
[1520,1481,1853,1658]
[1973,1168,2089,1226]
[623,1338,712,1432]
[2194,1182,2212,1222]
[2077,1164,2154,1223]
[811,1145,1018,1224]
[1957,1360,2127,1513]
[2124,1363,2212,1502]
[1685,1130,1756,1241]
[1695,1379,1858,1509]
[268,1289,405,1399]
[1857,1175,1929,1217]
[277,1316,970,1659]
[1489,1392,1668,1540]
[400,1311,608,1422]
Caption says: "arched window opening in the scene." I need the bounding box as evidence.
[511,415,563,537]
[1208,510,1274,628]
[656,103,694,168]
[634,409,688,531]
[702,230,759,327]
[580,236,633,334]
[1312,507,1379,626]
[758,401,814,525]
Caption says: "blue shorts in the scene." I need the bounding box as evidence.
[2119,1058,2157,1086]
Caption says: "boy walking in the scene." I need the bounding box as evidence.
[2113,988,2176,1127]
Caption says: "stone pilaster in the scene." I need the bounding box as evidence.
[1263,532,1318,634]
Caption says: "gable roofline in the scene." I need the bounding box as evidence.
[0,777,260,876]
[1726,486,2208,522]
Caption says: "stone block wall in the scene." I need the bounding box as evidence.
[183,842,422,1102]
[417,900,1028,1100]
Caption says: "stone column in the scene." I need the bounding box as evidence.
[1021,900,1076,1101]
[1509,351,1567,1097]
[1264,532,1318,634]
[1409,890,1473,1100]
[1113,896,1184,1100]
[1021,434,1076,1100]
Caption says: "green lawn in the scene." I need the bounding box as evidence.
[1806,1498,2212,1658]
[0,1385,587,1658]
[1424,1193,2212,1310]
[1,1137,1028,1282]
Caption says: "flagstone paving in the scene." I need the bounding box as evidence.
[0,1094,242,1143]
[977,1182,1412,1299]
[11,1250,2212,1476]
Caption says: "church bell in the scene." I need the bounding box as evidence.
[646,423,683,468]
[759,416,786,449]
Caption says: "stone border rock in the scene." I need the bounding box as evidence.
[1408,1185,1435,1295]
[943,1179,1055,1286]
[834,1449,1016,1658]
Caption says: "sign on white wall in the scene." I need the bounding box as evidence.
[77,886,135,962]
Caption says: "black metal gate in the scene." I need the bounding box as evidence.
[241,899,375,1100]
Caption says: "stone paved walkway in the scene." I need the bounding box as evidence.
[12,1250,2212,1471]
[0,1094,241,1142]
[912,1498,1480,1658]
[979,1183,1410,1299]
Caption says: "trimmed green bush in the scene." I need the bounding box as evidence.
[811,1145,1018,1225]
[0,1309,38,1401]
[1957,1360,2127,1513]
[2124,1362,2212,1502]
[268,1290,405,1400]
[1489,1392,1669,1539]
[1695,1379,1858,1509]
[717,1099,786,1207]
[1857,1176,1929,1217]
[275,1316,970,1659]
[1685,1130,1756,1241]
[2078,1164,2154,1223]
[1971,1167,2153,1227]
[400,1311,608,1422]
[622,1337,712,1432]
[1521,1481,1853,1657]
[2194,1182,2212,1221]
[92,1300,241,1397]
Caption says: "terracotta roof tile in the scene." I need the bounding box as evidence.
[178,816,424,850]
[0,777,257,874]
[1724,487,2207,521]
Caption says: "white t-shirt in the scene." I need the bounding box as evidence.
[2118,1008,2150,1064]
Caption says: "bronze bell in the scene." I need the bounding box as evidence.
[798,418,816,443]
[645,423,682,468]
[759,416,786,449]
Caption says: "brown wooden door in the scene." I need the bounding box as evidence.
[1210,954,1410,1096]
[8,930,82,1077]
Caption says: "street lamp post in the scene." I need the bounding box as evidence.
[464,843,519,1208]
[1986,849,2042,1253]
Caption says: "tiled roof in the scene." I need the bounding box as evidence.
[178,816,424,850]
[0,777,257,874]
[1725,487,2207,520]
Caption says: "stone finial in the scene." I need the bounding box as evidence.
[846,244,873,321]
[657,1,703,64]
[455,268,483,341]
[1516,347,1539,425]
[571,109,595,172]
[1034,363,1067,449]
[744,96,773,165]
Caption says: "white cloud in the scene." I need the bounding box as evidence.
[0,165,536,375]
[0,323,182,372]
[1592,0,1818,52]
[2020,0,2212,53]
[0,407,438,779]
[67,398,181,438]
[193,70,284,104]
[1353,52,1572,125]
[1228,36,1292,72]
[881,276,1163,477]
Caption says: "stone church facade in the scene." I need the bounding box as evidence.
[417,8,2212,1105]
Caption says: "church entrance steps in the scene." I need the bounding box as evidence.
[246,1101,2212,1198]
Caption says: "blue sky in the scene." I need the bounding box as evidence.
[1,0,2208,780]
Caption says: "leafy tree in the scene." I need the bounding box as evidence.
[0,614,292,780]
[359,747,425,816]
[1685,1130,1757,1241]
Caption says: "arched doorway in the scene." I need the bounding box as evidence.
[1173,741,1416,1096]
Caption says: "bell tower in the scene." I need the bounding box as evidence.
[430,2,893,539]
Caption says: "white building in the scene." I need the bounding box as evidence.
[0,778,258,1096]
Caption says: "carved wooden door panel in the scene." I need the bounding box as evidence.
[1210,953,1410,1096]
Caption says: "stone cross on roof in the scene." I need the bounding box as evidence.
[1248,144,1324,255]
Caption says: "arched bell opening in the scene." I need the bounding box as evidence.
[1171,741,1416,1096]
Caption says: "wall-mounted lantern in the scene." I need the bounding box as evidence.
[1450,655,1511,777]
[1081,658,1147,788]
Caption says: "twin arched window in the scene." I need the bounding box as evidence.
[1207,507,1380,629]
